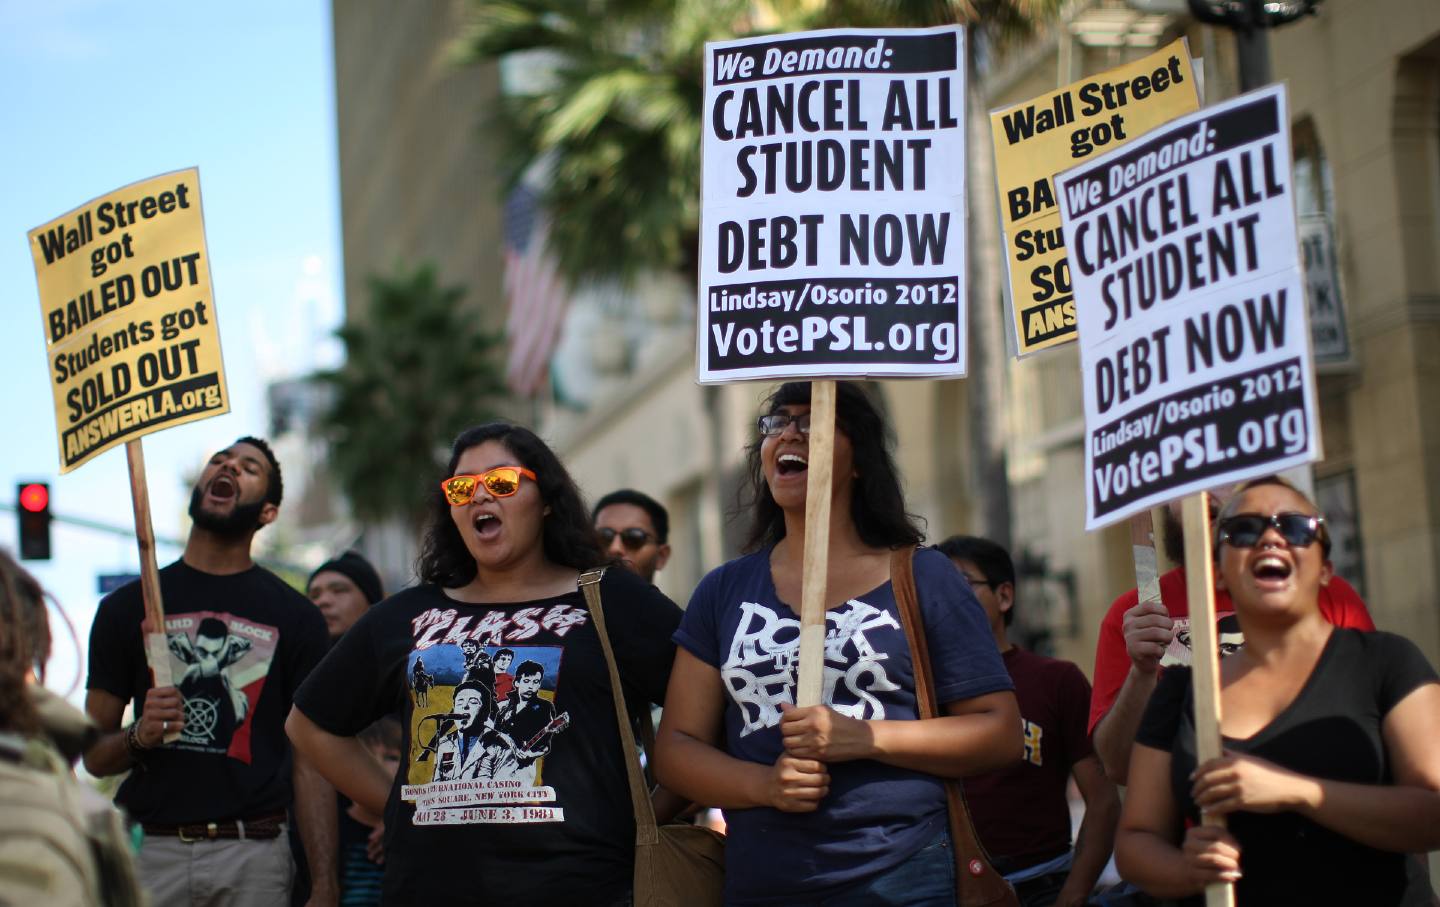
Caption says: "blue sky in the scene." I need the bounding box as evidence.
[0,1,342,701]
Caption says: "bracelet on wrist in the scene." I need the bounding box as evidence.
[124,722,152,759]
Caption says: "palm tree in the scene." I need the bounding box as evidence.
[454,0,1063,548]
[314,263,507,528]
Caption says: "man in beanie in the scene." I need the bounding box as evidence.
[294,551,387,904]
[307,552,384,641]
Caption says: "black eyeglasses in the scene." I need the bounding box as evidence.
[758,412,810,437]
[1218,513,1326,550]
[598,527,655,551]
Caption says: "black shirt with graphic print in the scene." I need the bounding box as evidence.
[294,568,681,905]
[86,560,330,824]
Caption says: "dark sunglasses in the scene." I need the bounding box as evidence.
[598,527,655,551]
[1217,512,1326,550]
[758,412,811,437]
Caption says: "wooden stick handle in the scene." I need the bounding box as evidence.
[126,440,166,635]
[795,380,835,708]
[127,439,179,742]
[1182,493,1235,907]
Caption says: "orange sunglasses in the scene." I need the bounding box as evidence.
[440,466,537,505]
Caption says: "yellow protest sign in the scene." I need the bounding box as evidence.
[28,168,229,472]
[991,40,1199,356]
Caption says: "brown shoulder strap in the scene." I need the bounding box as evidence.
[579,568,660,846]
[890,548,1018,907]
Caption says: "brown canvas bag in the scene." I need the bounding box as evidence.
[580,569,725,907]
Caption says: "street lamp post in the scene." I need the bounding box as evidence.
[1186,0,1323,90]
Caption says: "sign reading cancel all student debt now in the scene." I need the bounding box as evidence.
[698,26,966,382]
[29,168,229,472]
[1056,86,1319,530]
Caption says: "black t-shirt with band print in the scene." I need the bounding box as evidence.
[294,568,680,905]
[86,560,329,825]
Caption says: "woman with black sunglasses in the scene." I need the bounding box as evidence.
[1116,476,1440,905]
[286,423,683,905]
[654,381,1021,906]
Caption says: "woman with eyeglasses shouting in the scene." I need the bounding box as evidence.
[1116,476,1440,906]
[654,381,1021,906]
[287,423,683,906]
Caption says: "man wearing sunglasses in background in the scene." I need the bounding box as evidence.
[592,489,671,585]
[1088,487,1374,786]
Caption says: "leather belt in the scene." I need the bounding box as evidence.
[142,811,287,843]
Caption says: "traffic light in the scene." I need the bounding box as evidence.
[16,482,51,560]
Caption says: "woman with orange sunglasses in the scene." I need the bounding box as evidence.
[287,423,683,905]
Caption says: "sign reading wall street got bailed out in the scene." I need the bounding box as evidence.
[699,26,966,382]
[992,40,1199,357]
[29,168,229,472]
[1055,85,1319,530]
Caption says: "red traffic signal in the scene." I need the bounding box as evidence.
[19,483,48,513]
[16,482,51,560]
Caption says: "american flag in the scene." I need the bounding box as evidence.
[503,185,569,397]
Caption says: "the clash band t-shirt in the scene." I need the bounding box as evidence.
[674,546,1014,905]
[294,568,681,905]
[86,560,329,824]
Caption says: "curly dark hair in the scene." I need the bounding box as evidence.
[741,381,924,552]
[416,423,606,587]
[0,551,50,734]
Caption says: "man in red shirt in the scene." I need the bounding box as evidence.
[942,536,1120,907]
[1089,496,1374,784]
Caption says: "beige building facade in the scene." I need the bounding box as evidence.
[327,1,1440,675]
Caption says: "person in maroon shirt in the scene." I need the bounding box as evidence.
[940,536,1120,907]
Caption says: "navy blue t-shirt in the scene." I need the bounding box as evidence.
[674,546,1013,905]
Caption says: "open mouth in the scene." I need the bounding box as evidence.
[473,512,503,540]
[776,453,808,476]
[1251,554,1293,584]
[207,474,237,502]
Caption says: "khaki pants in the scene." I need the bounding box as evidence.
[138,831,294,907]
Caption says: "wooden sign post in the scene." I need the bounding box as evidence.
[1182,493,1234,907]
[127,438,180,742]
[794,381,836,708]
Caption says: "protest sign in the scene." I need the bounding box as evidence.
[699,26,966,383]
[1056,85,1319,530]
[28,169,227,724]
[29,168,229,473]
[1298,214,1351,366]
[991,40,1199,356]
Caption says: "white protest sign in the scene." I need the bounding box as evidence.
[1056,85,1319,530]
[698,26,966,383]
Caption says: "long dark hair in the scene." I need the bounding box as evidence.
[741,381,924,552]
[416,423,606,587]
[0,551,50,734]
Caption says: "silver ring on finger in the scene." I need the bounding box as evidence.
[162,720,168,733]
